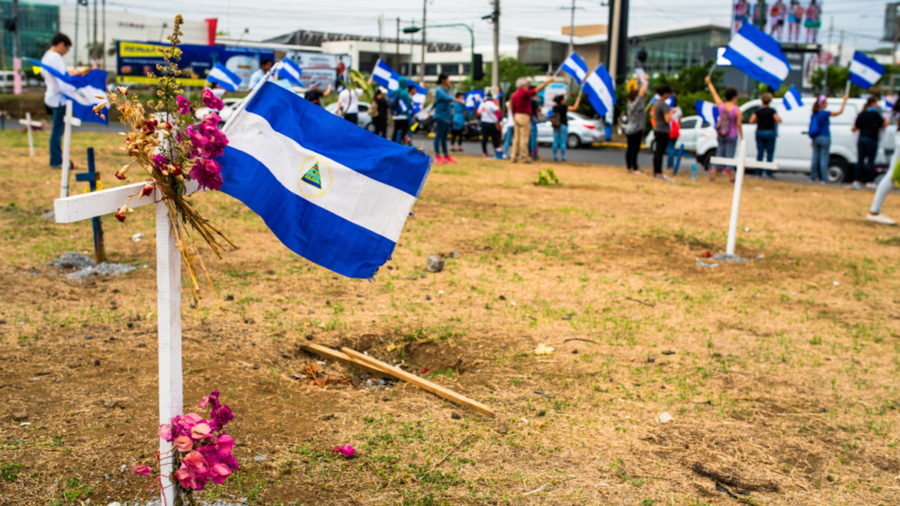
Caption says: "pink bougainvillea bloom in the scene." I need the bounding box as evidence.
[171,412,203,438]
[173,435,193,452]
[214,434,234,457]
[157,423,173,442]
[191,422,212,441]
[208,462,232,485]
[189,158,223,191]
[176,95,192,115]
[175,464,207,491]
[331,444,356,459]
[151,153,168,172]
[202,88,224,111]
[211,403,233,430]
[131,464,151,476]
[199,390,220,410]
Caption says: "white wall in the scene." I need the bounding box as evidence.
[59,6,208,69]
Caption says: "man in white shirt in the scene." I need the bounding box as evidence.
[336,86,363,126]
[41,33,73,168]
[248,58,272,90]
[478,94,502,158]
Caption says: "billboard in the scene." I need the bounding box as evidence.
[116,41,275,89]
[733,1,823,45]
[283,51,352,89]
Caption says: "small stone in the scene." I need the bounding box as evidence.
[826,474,835,482]
[425,295,432,301]
[448,250,461,258]
[94,359,101,366]
[12,411,27,422]
[497,422,508,434]
[136,343,146,348]
[647,356,656,363]
[426,254,445,273]
[253,455,267,461]
[661,350,676,355]
[103,400,123,409]
[498,295,506,300]
[225,294,234,301]
[451,412,461,420]
[536,410,546,417]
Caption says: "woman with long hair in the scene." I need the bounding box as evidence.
[705,76,742,183]
[623,77,649,173]
[808,93,848,183]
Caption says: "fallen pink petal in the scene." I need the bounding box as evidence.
[332,444,356,459]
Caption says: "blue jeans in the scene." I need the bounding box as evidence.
[529,121,538,157]
[434,119,450,157]
[50,105,65,167]
[503,125,513,156]
[714,136,737,172]
[666,137,679,168]
[552,125,568,160]
[810,135,830,182]
[755,130,776,177]
[855,136,878,183]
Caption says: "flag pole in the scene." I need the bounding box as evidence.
[707,62,717,78]
[844,79,851,97]
[221,65,277,135]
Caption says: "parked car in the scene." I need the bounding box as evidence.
[651,98,894,182]
[195,98,243,124]
[501,111,604,149]
[325,101,375,132]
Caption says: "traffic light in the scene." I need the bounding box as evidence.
[473,54,484,81]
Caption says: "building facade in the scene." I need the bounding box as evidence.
[0,0,59,68]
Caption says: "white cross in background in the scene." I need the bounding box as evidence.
[54,180,200,506]
[18,112,43,158]
[59,100,83,198]
[709,138,778,257]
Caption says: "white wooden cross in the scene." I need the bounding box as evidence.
[709,138,778,257]
[18,112,42,158]
[59,100,83,198]
[54,179,200,506]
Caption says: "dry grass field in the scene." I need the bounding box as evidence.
[1,129,899,505]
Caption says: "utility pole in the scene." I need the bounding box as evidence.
[395,17,400,69]
[568,0,575,55]
[378,15,383,60]
[102,0,106,69]
[891,16,899,95]
[92,0,98,65]
[837,29,844,66]
[419,0,426,82]
[12,0,21,94]
[491,0,500,93]
[607,0,628,85]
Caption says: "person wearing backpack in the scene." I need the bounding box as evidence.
[808,94,848,183]
[705,76,742,183]
[749,92,782,179]
[666,98,682,170]
[550,93,582,162]
[390,77,414,145]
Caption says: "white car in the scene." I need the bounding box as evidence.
[654,98,894,182]
[325,101,375,132]
[502,112,604,149]
[195,98,243,124]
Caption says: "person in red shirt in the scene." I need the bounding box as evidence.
[510,76,552,163]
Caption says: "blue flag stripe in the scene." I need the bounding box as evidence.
[25,57,108,124]
[243,83,430,197]
[218,147,396,278]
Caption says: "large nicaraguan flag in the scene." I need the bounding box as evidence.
[723,23,790,90]
[849,51,885,90]
[782,85,803,111]
[217,82,431,278]
[582,64,616,117]
[559,53,588,85]
[207,62,242,91]
[695,99,719,126]
[25,57,108,124]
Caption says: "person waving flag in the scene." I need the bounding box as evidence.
[695,99,719,126]
[723,23,790,89]
[559,53,589,85]
[582,64,616,117]
[25,57,108,124]
[206,62,242,92]
[275,59,303,87]
[217,81,431,278]
[782,85,803,110]
[849,51,885,90]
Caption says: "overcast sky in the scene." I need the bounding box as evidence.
[47,0,890,53]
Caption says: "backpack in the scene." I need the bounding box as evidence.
[369,99,380,118]
[716,105,732,138]
[669,119,680,139]
[550,112,562,129]
[807,113,822,138]
[388,94,402,115]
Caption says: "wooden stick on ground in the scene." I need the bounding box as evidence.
[341,347,495,418]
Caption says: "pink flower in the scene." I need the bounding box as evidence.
[208,462,232,485]
[171,413,203,438]
[191,422,212,441]
[332,444,356,459]
[158,423,173,442]
[176,95,192,115]
[215,434,234,457]
[131,464,151,476]
[151,154,169,172]
[211,404,233,430]
[202,88,224,111]
[189,158,223,191]
[173,435,193,452]
[199,390,221,410]
[140,182,155,197]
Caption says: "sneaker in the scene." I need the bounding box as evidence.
[445,157,457,163]
[482,153,489,158]
[851,182,862,190]
[553,157,558,161]
[866,213,897,225]
[865,182,877,189]
[561,158,567,162]
[434,156,447,163]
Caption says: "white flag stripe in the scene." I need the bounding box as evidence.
[849,59,882,86]
[60,84,107,107]
[208,67,240,89]
[728,32,790,81]
[585,72,613,113]
[228,111,416,242]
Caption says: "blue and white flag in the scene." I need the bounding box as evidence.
[275,59,303,87]
[782,85,803,111]
[207,62,241,92]
[695,99,719,126]
[583,64,616,117]
[849,51,885,90]
[217,82,431,278]
[372,59,400,90]
[464,89,484,113]
[649,94,675,107]
[723,23,790,89]
[559,52,588,85]
[25,57,107,124]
